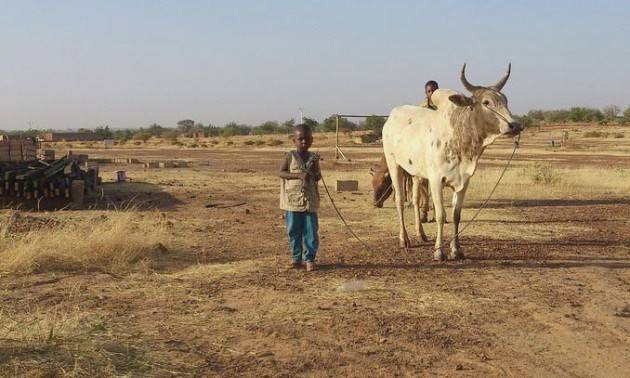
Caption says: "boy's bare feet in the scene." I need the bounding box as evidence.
[306,261,317,272]
[290,261,303,270]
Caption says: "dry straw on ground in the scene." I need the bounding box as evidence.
[0,211,173,275]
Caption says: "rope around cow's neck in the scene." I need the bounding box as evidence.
[321,133,521,255]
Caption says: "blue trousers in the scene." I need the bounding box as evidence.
[285,211,319,262]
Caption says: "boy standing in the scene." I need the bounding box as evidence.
[278,124,321,271]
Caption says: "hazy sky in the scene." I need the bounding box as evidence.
[1,1,629,130]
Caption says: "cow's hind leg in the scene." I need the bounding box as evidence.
[419,179,430,223]
[387,162,411,249]
[429,178,447,261]
[449,183,469,260]
[412,176,428,243]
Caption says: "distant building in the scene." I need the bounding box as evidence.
[39,132,104,142]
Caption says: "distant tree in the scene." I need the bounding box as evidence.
[361,115,387,136]
[252,121,280,135]
[527,110,545,121]
[624,106,630,120]
[161,129,179,139]
[321,115,357,133]
[133,131,152,143]
[146,123,166,137]
[544,109,570,123]
[177,119,195,135]
[568,107,603,122]
[94,125,113,139]
[222,122,251,137]
[515,115,536,129]
[191,123,206,137]
[113,129,133,143]
[10,129,41,138]
[602,105,621,121]
[282,118,296,134]
[301,117,319,132]
[204,124,222,137]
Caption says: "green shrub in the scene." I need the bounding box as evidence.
[613,132,624,138]
[255,140,265,146]
[188,143,199,148]
[527,163,560,184]
[243,140,256,146]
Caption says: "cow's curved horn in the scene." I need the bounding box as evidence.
[492,63,511,91]
[460,63,480,93]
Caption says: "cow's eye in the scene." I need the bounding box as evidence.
[482,100,491,106]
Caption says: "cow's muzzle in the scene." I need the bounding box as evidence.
[508,122,523,134]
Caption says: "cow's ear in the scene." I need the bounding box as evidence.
[449,94,473,107]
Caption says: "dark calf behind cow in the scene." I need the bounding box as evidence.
[370,155,431,223]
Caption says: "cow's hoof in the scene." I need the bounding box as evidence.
[450,250,463,259]
[399,238,411,249]
[433,248,447,261]
[448,250,464,260]
[449,241,464,260]
[420,234,429,243]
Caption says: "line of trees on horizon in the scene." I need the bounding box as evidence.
[4,105,630,141]
[516,105,630,128]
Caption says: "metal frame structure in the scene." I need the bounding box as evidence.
[334,114,389,160]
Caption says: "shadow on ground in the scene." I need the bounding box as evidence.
[88,182,184,211]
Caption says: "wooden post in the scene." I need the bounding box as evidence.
[335,115,340,160]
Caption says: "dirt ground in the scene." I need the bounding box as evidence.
[1,125,629,377]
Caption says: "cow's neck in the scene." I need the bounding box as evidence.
[446,106,501,164]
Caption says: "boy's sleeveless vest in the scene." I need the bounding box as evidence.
[279,151,320,212]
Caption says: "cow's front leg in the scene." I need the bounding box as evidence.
[429,179,446,261]
[412,176,428,243]
[449,183,468,260]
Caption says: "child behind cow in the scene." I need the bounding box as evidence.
[278,124,321,272]
[420,80,439,110]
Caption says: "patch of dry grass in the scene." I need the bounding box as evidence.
[0,306,88,343]
[0,211,174,275]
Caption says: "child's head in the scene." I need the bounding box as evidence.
[293,124,313,152]
[425,80,439,98]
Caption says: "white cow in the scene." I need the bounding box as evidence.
[382,64,522,260]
